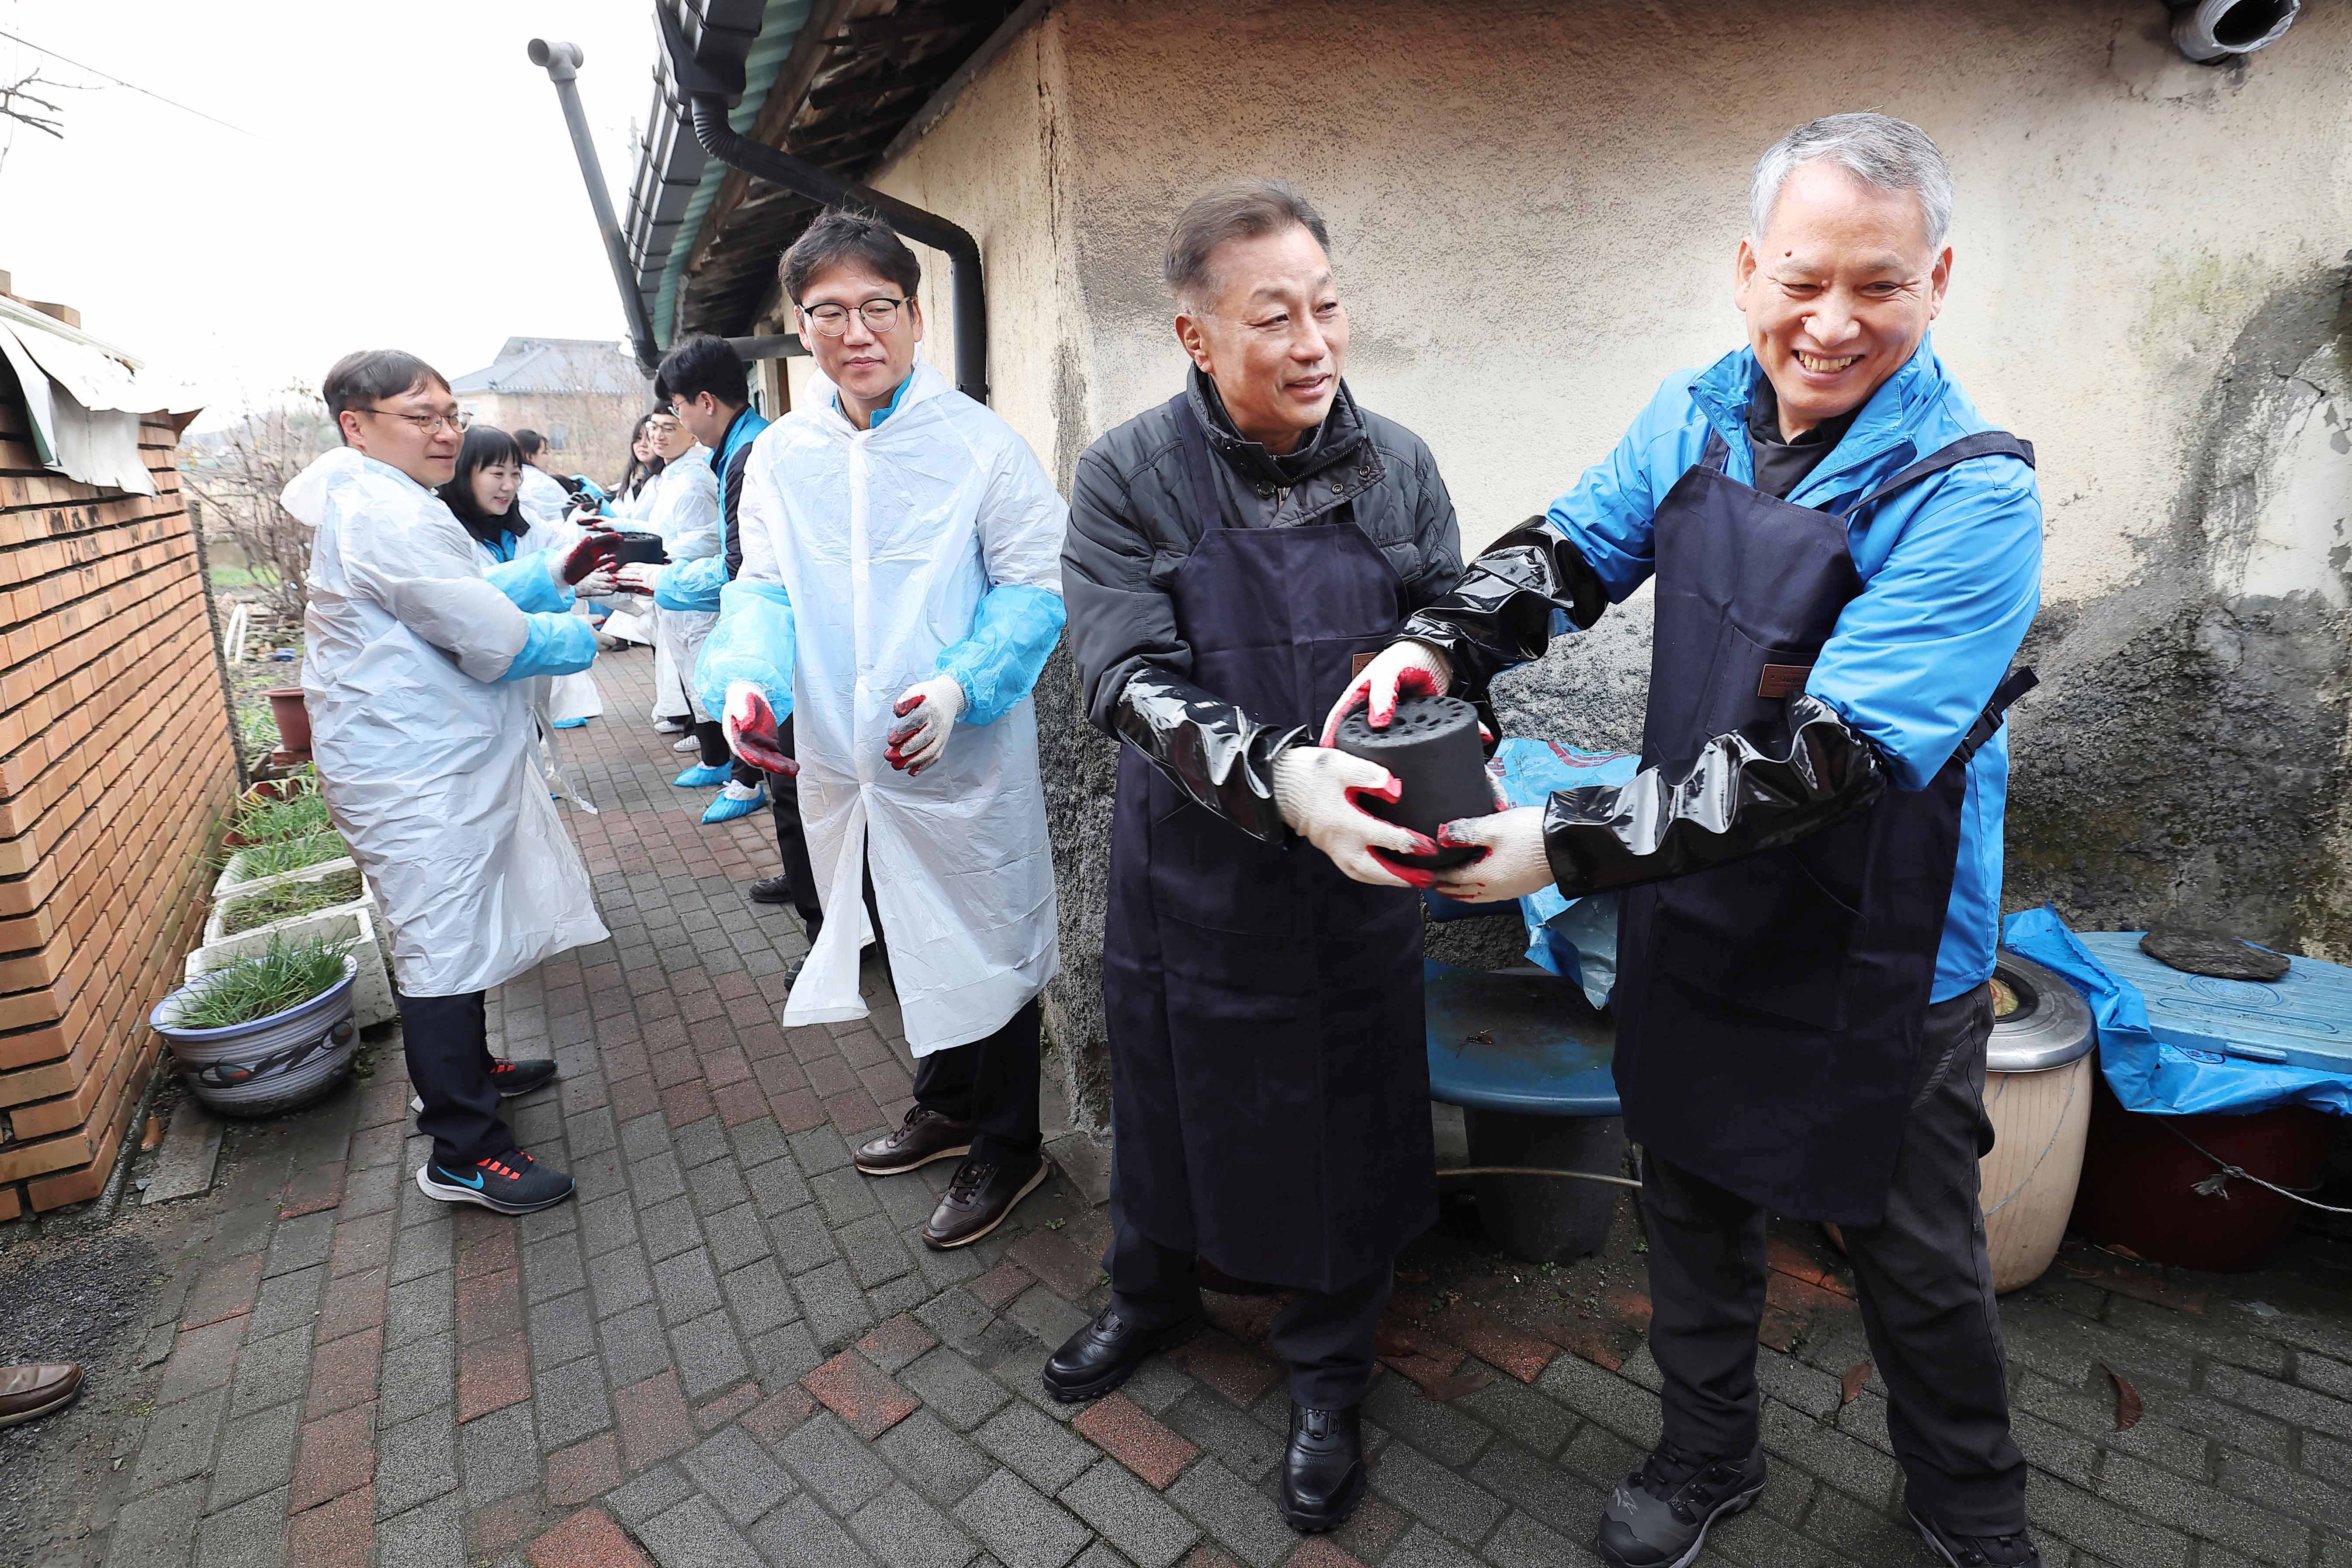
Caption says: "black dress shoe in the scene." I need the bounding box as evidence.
[922,1156,1048,1250]
[1042,1304,1202,1403]
[748,875,798,905]
[1280,1402,1366,1533]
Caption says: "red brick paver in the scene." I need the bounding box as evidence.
[1072,1391,1200,1489]
[530,1507,653,1568]
[291,1400,377,1512]
[285,1483,374,1568]
[458,1330,531,1421]
[802,1350,918,1439]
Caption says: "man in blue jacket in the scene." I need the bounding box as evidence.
[1336,114,2044,1568]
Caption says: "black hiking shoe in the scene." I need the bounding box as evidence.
[1594,1443,1767,1568]
[1910,1509,2044,1567]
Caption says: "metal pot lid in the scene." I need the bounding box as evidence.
[1988,951,2096,1073]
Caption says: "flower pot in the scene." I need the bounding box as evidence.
[189,871,395,1030]
[266,688,311,752]
[151,955,360,1117]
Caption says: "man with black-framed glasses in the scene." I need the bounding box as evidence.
[698,208,1067,1253]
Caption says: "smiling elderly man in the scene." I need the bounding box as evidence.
[1057,179,1465,1536]
[1334,115,2045,1568]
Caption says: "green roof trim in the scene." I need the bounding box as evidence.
[654,0,813,347]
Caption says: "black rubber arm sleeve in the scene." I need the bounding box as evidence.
[1396,517,1612,697]
[1112,666,1304,845]
[1540,695,1887,897]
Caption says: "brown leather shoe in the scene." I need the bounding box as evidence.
[0,1361,82,1427]
[855,1107,974,1176]
[923,1156,1048,1250]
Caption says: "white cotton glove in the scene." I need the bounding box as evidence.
[1320,638,1454,746]
[724,681,797,775]
[1427,806,1554,903]
[886,674,967,775]
[573,566,619,599]
[614,562,663,596]
[1271,743,1440,889]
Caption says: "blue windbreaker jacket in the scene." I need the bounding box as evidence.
[1545,337,2042,1001]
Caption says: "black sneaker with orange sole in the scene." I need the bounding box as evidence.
[415,1150,576,1215]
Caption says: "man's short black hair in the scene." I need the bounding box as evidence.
[655,335,749,411]
[779,210,921,305]
[322,350,449,444]
[514,429,547,459]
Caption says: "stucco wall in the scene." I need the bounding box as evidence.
[867,0,2352,1127]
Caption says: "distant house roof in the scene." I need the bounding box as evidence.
[449,337,647,397]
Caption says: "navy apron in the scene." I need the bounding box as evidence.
[1101,394,1437,1293]
[1613,428,2035,1226]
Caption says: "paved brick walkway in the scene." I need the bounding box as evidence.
[83,647,2352,1568]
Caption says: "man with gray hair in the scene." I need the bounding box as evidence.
[1059,178,1465,1534]
[1335,113,2045,1566]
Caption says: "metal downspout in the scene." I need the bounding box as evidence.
[686,94,989,404]
[527,39,665,376]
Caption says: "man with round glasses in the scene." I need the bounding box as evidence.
[697,210,1069,1252]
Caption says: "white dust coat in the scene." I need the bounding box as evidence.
[732,361,1063,1054]
[645,449,721,723]
[288,449,607,997]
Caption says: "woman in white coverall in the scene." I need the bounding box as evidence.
[288,351,613,1216]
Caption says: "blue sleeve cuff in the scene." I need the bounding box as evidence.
[655,555,726,612]
[499,612,597,681]
[936,583,1066,727]
[696,578,796,720]
[485,554,571,614]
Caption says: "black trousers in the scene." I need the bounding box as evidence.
[768,715,824,927]
[911,998,1044,1169]
[1105,1193,1392,1410]
[1639,984,2027,1535]
[395,989,511,1169]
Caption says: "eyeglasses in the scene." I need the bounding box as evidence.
[800,298,908,336]
[360,406,464,436]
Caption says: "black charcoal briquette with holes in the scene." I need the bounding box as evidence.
[1334,694,1495,870]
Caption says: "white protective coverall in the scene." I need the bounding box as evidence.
[641,447,721,722]
[288,447,608,997]
[700,360,1066,1054]
[517,463,572,526]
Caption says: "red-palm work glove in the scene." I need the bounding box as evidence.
[558,533,620,585]
[723,682,797,776]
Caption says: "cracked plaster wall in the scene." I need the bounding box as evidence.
[851,0,2352,1128]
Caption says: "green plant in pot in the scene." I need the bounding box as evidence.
[218,867,364,936]
[152,934,364,1117]
[225,831,349,884]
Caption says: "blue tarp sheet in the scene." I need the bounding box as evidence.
[1486,738,1639,1008]
[2000,906,2352,1118]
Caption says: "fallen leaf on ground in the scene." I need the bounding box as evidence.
[2100,1362,2143,1431]
[1839,1360,1872,1405]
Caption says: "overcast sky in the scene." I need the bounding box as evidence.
[1,0,658,429]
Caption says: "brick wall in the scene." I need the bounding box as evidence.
[0,381,238,1217]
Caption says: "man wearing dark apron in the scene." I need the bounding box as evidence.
[1060,180,1466,1535]
[1337,116,2047,1568]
